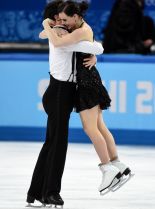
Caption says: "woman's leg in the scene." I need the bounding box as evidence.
[80,106,122,192]
[97,109,133,178]
[97,108,118,161]
[79,105,110,164]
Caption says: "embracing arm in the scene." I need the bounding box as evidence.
[43,18,89,47]
[61,41,104,55]
[39,30,47,39]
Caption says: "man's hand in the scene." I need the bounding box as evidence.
[83,55,97,70]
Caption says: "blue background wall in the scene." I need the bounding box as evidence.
[0,53,155,145]
[0,0,155,42]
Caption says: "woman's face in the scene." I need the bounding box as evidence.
[59,12,77,30]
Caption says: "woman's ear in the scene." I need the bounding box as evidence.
[73,14,78,21]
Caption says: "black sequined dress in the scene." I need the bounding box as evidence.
[75,52,111,113]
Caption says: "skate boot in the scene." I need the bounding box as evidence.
[111,159,134,191]
[98,163,122,195]
[47,194,64,208]
[26,195,48,208]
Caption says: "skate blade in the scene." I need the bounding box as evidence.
[100,180,118,196]
[120,173,135,186]
[110,178,122,192]
[100,188,111,196]
[111,181,122,192]
[46,204,63,208]
[100,174,122,195]
[111,173,135,192]
[26,203,46,208]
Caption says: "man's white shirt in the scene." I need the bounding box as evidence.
[49,40,103,82]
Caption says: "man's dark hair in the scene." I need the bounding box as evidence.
[43,0,63,20]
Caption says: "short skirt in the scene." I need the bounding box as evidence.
[75,66,111,113]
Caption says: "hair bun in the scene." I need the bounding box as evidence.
[79,1,89,15]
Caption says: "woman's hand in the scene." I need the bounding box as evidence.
[39,30,47,39]
[83,55,97,70]
[42,18,53,27]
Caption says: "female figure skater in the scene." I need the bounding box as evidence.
[43,0,133,195]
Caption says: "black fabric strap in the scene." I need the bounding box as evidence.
[67,52,76,82]
[72,52,76,81]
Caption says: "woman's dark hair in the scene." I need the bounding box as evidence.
[58,0,89,17]
[43,0,63,20]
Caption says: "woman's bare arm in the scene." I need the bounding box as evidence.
[42,18,92,47]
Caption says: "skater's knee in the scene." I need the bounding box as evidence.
[83,125,100,141]
[83,124,93,135]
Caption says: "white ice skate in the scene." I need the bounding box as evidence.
[111,160,134,191]
[26,202,64,208]
[25,196,46,208]
[26,203,46,208]
[98,163,122,196]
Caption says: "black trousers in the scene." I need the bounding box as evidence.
[27,75,76,199]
